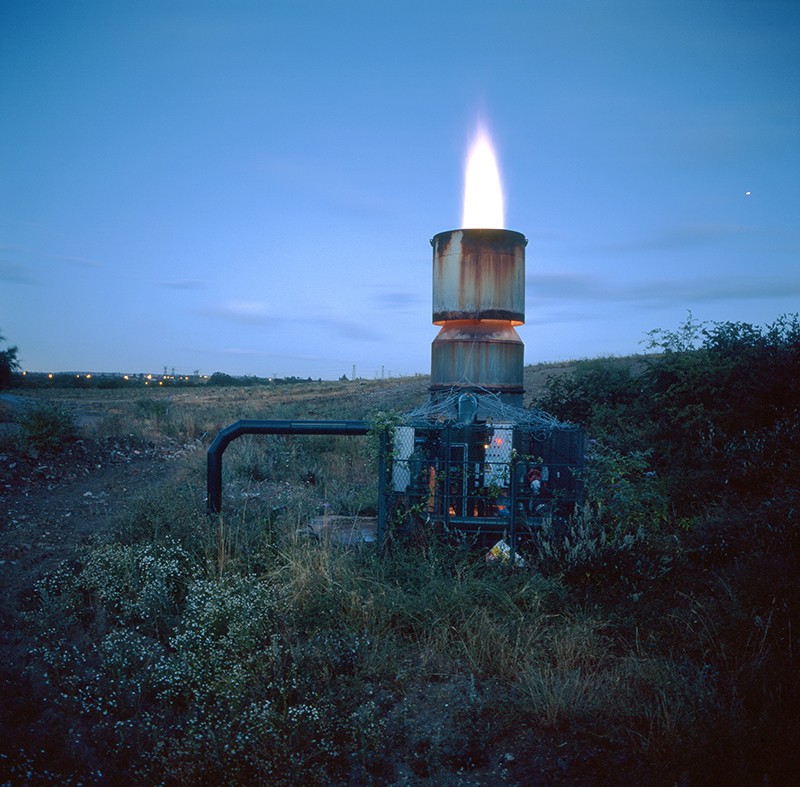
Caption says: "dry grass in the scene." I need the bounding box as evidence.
[6,375,797,785]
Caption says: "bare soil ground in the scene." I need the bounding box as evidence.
[0,424,203,784]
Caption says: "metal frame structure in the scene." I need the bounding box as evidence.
[206,409,582,555]
[386,419,584,551]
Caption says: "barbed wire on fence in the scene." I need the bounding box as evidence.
[401,387,578,440]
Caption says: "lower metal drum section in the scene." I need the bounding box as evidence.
[430,320,524,407]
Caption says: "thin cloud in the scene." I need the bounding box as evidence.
[373,290,422,309]
[55,254,102,268]
[201,300,381,342]
[0,245,101,273]
[159,279,204,290]
[527,273,603,299]
[527,272,800,310]
[524,306,593,326]
[627,276,800,304]
[581,223,751,255]
[202,300,278,325]
[221,347,262,356]
[0,260,38,284]
[318,315,383,342]
[219,347,360,365]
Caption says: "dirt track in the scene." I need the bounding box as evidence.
[0,432,200,782]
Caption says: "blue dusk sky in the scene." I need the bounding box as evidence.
[1,0,798,378]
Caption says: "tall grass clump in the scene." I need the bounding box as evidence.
[19,403,78,454]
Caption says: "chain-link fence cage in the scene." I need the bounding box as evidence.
[381,391,584,551]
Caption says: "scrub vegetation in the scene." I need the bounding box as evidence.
[0,329,20,389]
[1,314,798,785]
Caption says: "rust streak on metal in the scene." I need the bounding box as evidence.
[432,229,525,325]
[430,229,527,406]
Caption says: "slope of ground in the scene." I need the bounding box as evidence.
[0,423,203,783]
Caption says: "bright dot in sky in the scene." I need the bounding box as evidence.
[745,191,751,196]
[462,129,504,229]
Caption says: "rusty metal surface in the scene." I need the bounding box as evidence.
[432,228,526,325]
[430,320,524,396]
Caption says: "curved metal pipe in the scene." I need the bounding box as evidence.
[207,419,370,514]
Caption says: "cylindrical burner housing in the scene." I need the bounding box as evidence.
[432,229,526,324]
[430,228,527,406]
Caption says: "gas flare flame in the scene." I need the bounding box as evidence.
[461,129,504,229]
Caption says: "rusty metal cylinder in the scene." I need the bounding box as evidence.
[431,319,524,393]
[432,229,526,324]
[430,228,527,406]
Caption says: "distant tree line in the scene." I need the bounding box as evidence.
[6,372,329,390]
[206,372,322,386]
[0,331,329,390]
[11,373,203,389]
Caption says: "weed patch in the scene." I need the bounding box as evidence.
[19,404,77,455]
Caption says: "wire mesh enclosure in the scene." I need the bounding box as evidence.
[384,391,584,550]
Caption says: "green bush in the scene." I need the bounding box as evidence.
[582,443,670,532]
[19,403,78,454]
[0,329,20,389]
[535,313,800,518]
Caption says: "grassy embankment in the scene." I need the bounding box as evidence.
[2,318,798,784]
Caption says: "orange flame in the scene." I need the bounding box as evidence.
[462,128,504,229]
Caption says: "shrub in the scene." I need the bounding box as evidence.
[0,329,20,388]
[77,538,198,638]
[582,442,670,533]
[19,403,78,454]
